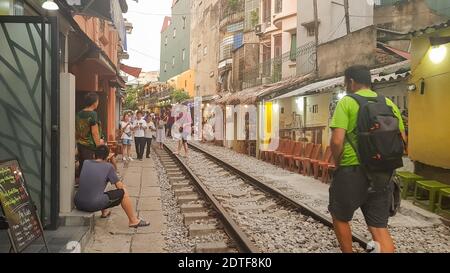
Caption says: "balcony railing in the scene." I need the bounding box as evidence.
[220,0,245,20]
[242,42,316,89]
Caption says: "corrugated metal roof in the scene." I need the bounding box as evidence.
[273,61,411,100]
[373,71,410,83]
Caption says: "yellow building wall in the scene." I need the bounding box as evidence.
[409,28,450,169]
[0,0,11,15]
[175,70,195,98]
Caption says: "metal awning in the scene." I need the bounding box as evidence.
[274,61,411,100]
[275,76,345,100]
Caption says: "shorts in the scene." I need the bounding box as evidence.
[328,166,394,228]
[122,139,132,145]
[103,189,125,210]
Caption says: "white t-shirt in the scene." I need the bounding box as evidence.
[145,121,156,138]
[133,119,147,138]
[120,121,133,140]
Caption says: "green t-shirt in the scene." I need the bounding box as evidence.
[76,111,104,149]
[330,89,405,166]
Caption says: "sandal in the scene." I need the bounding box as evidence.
[129,219,150,228]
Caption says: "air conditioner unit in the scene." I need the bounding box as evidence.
[255,24,263,36]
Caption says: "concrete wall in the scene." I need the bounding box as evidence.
[190,0,220,97]
[375,0,448,33]
[160,0,191,82]
[374,81,408,112]
[317,26,377,79]
[297,0,374,75]
[408,27,450,179]
[297,0,374,46]
[74,15,119,67]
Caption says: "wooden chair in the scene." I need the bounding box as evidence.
[312,146,332,179]
[260,138,277,162]
[293,143,314,174]
[301,144,322,176]
[273,140,292,165]
[319,156,336,184]
[282,142,303,171]
[264,139,286,163]
[276,141,297,168]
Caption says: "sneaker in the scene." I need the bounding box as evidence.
[128,157,134,161]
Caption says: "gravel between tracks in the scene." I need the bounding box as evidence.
[185,141,450,253]
[166,142,363,253]
[152,148,233,253]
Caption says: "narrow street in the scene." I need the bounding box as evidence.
[85,152,166,253]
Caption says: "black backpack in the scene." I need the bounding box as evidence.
[346,94,404,171]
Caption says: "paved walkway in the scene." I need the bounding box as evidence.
[85,154,167,253]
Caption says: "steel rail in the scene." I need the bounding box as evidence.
[188,142,370,250]
[162,144,260,253]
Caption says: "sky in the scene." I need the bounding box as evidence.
[122,0,172,72]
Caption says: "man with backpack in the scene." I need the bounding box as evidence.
[329,65,406,253]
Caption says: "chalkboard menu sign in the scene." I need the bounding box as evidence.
[0,159,47,253]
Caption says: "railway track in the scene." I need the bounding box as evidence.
[159,141,369,253]
[155,144,257,253]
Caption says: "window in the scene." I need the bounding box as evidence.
[263,0,271,25]
[164,63,167,72]
[173,28,176,38]
[172,56,175,67]
[274,35,282,57]
[275,0,282,14]
[307,25,315,37]
[182,49,186,62]
[203,46,208,56]
[165,36,168,46]
[197,44,202,63]
[182,16,186,29]
[310,104,319,114]
[302,21,319,37]
[290,34,297,61]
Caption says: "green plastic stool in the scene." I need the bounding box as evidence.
[436,188,450,219]
[414,180,450,212]
[396,171,424,199]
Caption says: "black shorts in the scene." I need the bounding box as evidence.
[103,189,125,210]
[328,166,394,228]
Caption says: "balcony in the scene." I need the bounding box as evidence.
[219,0,245,31]
[242,42,316,89]
[220,11,245,31]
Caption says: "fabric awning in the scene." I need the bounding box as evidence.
[120,63,142,78]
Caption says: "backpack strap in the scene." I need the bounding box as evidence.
[346,93,369,107]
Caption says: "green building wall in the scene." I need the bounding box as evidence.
[160,0,191,82]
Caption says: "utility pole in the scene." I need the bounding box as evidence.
[344,0,350,35]
[313,0,319,77]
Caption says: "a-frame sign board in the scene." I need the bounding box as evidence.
[0,159,48,253]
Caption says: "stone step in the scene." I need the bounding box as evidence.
[180,203,207,214]
[189,223,218,237]
[172,182,191,190]
[166,171,184,176]
[183,212,212,226]
[177,194,200,205]
[169,176,188,184]
[174,187,196,197]
[195,242,231,253]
